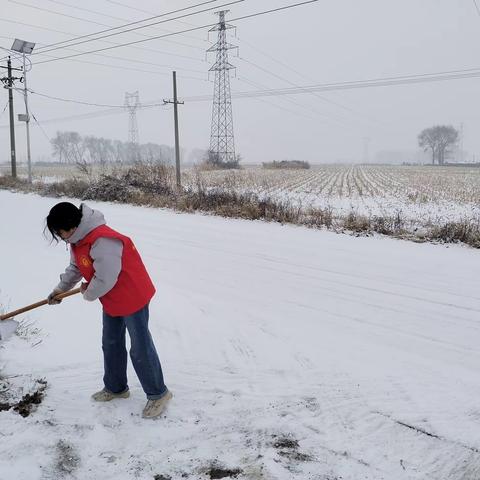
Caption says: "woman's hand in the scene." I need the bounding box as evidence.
[47,288,64,305]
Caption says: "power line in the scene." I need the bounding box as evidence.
[33,52,208,79]
[9,66,480,114]
[236,75,347,127]
[8,66,480,121]
[1,33,210,77]
[0,108,123,129]
[0,101,8,119]
[27,89,167,108]
[29,109,53,144]
[102,0,207,33]
[473,0,480,17]
[0,18,207,64]
[103,0,172,16]
[33,0,246,56]
[236,77,374,142]
[30,1,319,66]
[0,101,172,129]
[238,56,352,124]
[39,0,208,50]
[36,51,208,78]
[33,0,228,52]
[2,48,207,82]
[236,78,318,122]
[9,0,109,28]
[183,68,480,101]
[2,65,479,131]
[237,38,387,128]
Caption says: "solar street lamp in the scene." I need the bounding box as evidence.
[12,39,35,183]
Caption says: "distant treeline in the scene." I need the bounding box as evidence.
[50,131,175,165]
[262,160,310,170]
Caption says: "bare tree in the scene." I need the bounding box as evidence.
[51,131,84,164]
[83,135,100,163]
[418,125,458,165]
[51,131,68,163]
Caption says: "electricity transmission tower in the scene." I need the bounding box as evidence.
[208,10,238,164]
[124,91,140,160]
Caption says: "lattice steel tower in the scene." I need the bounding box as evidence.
[208,10,237,164]
[124,91,140,146]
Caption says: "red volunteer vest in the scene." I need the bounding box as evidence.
[72,225,156,317]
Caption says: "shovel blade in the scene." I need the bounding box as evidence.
[0,319,19,341]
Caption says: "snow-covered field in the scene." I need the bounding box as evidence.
[186,165,480,228]
[1,190,480,480]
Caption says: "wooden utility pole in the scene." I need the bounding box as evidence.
[1,58,21,178]
[7,58,16,178]
[164,71,184,189]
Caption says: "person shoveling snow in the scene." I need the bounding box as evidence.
[45,202,172,419]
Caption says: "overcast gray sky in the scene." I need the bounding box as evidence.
[1,0,480,164]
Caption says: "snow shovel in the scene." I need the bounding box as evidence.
[0,287,82,341]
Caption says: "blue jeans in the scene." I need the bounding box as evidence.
[102,303,167,400]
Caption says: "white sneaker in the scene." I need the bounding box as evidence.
[142,390,173,419]
[91,388,130,402]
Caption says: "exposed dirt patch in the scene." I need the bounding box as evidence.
[55,439,80,475]
[200,463,243,479]
[271,434,314,463]
[15,379,47,417]
[277,449,314,462]
[0,378,47,417]
[14,388,45,417]
[273,437,300,449]
[207,467,243,479]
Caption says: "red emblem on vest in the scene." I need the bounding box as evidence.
[79,255,91,267]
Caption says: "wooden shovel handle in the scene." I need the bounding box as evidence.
[0,287,82,321]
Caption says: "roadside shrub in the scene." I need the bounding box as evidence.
[82,174,135,202]
[343,211,371,233]
[263,160,310,170]
[41,178,89,198]
[304,206,334,228]
[429,220,480,248]
[82,163,175,202]
[0,176,34,191]
[371,212,404,235]
[200,150,241,170]
[121,163,175,195]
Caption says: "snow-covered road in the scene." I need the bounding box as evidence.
[1,190,480,479]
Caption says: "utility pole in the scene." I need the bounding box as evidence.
[7,58,17,178]
[22,53,32,182]
[1,58,22,178]
[163,71,184,189]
